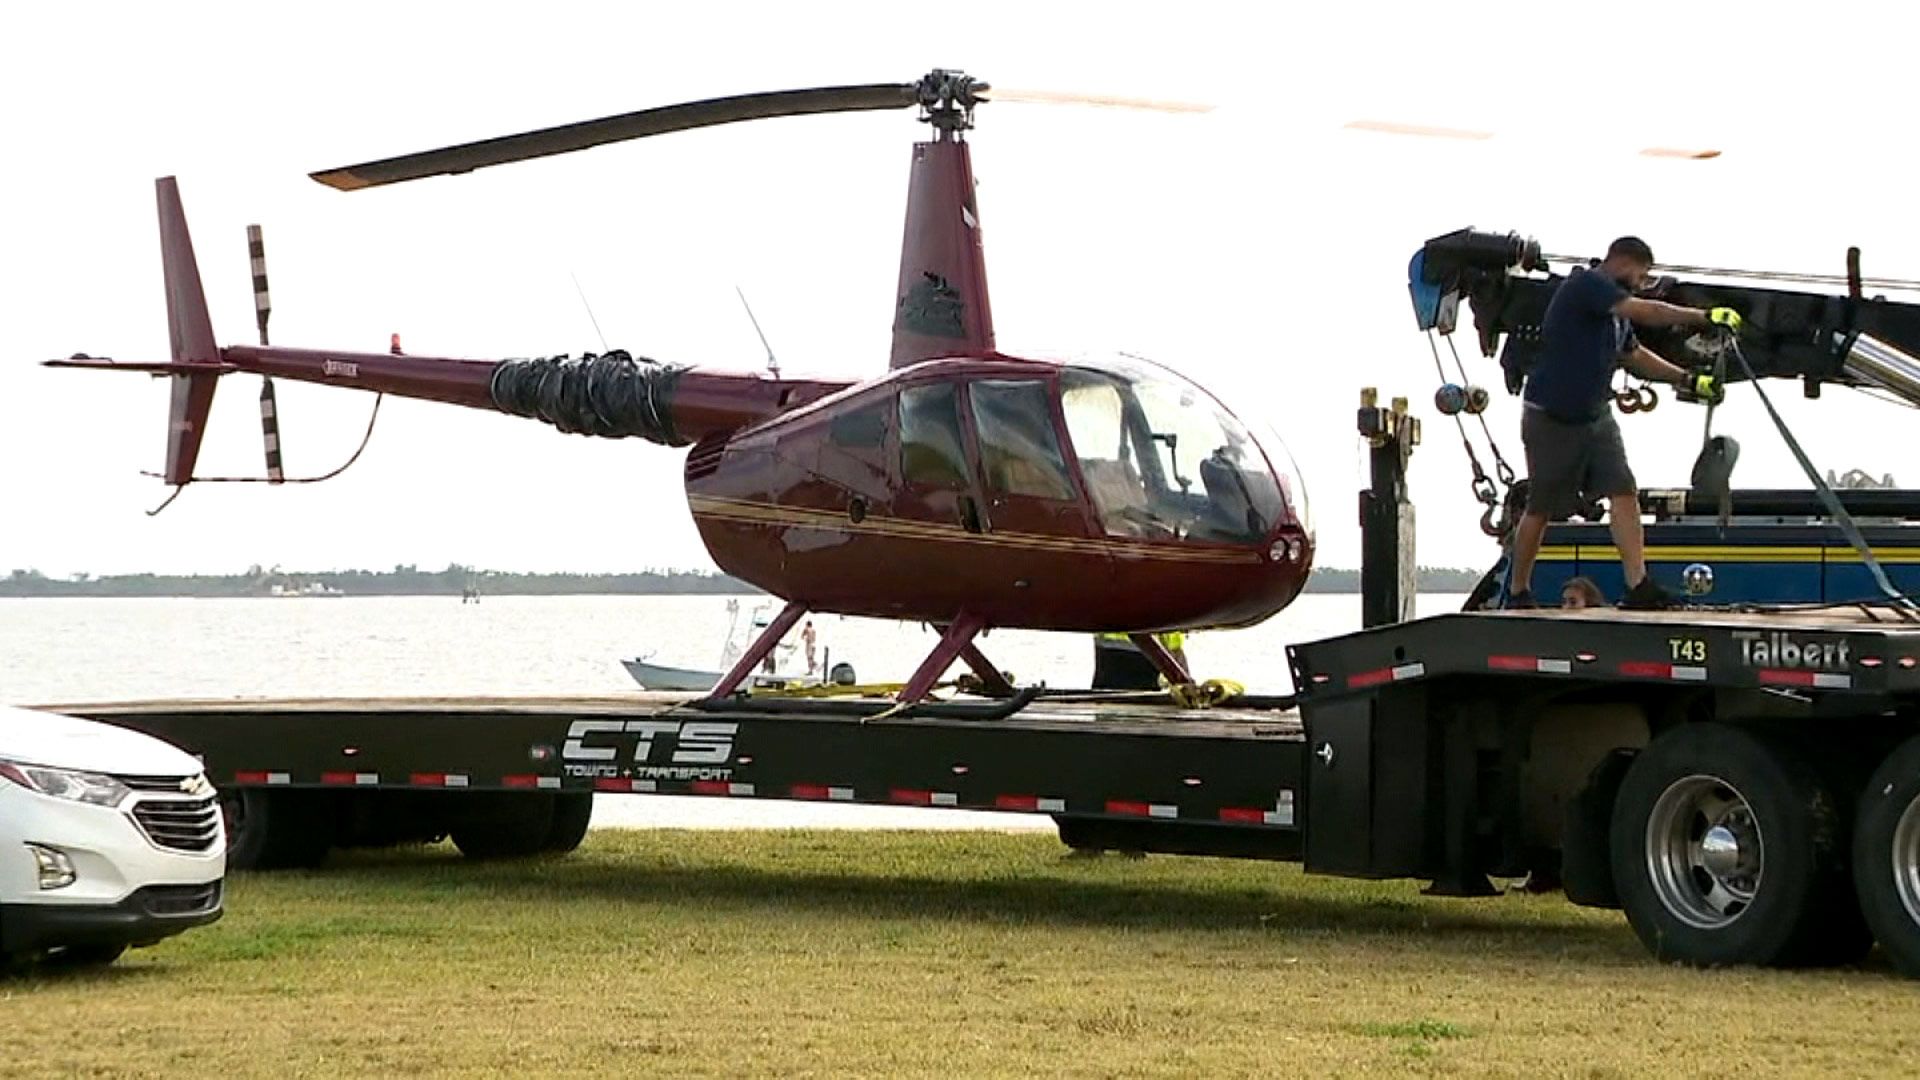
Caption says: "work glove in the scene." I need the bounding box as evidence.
[1706,307,1744,334]
[1681,369,1726,406]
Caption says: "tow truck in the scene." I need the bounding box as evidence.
[40,236,1920,978]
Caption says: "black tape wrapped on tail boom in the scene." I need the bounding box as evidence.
[489,349,688,445]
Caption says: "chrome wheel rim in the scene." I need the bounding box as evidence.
[1645,775,1763,930]
[1892,790,1920,929]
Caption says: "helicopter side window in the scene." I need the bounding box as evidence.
[967,380,1074,501]
[899,383,969,489]
[829,402,887,449]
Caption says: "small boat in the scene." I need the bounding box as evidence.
[622,599,854,691]
[619,657,721,693]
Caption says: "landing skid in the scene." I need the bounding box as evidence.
[704,605,1020,709]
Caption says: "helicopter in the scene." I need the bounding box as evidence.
[50,70,1315,704]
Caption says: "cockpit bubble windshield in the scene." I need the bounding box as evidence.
[1059,356,1305,544]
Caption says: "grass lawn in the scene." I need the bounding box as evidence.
[4,828,1916,1077]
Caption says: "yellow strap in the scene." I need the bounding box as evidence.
[1168,678,1244,709]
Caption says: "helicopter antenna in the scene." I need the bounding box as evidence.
[735,285,780,377]
[570,271,610,352]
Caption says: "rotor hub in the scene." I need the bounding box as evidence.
[916,69,987,133]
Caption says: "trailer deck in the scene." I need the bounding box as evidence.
[44,693,1306,855]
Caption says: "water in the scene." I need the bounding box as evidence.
[0,592,1465,829]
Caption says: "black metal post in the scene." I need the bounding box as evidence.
[1357,389,1420,628]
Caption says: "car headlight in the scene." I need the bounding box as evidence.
[0,760,132,808]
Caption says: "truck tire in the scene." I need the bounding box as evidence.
[542,793,593,854]
[449,794,555,860]
[1851,735,1920,977]
[222,788,334,871]
[1609,723,1865,968]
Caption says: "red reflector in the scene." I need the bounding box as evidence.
[889,788,933,806]
[1619,661,1670,678]
[690,780,731,796]
[593,778,628,792]
[995,794,1041,812]
[233,770,271,785]
[501,774,540,788]
[1758,669,1818,687]
[1487,655,1536,671]
[320,771,357,786]
[1347,667,1394,689]
[1219,807,1266,824]
[1105,800,1151,817]
[790,784,831,800]
[409,773,446,787]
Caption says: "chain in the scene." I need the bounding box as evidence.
[1442,334,1516,486]
[1426,332,1500,508]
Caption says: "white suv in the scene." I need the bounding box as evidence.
[0,706,225,968]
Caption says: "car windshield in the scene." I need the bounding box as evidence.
[1059,357,1299,543]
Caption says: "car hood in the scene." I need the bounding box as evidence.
[0,706,202,777]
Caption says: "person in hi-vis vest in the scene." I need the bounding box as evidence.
[1092,632,1188,690]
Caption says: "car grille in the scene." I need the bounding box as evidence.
[119,774,198,794]
[131,796,222,852]
[140,881,222,916]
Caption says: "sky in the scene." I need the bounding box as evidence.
[6,0,1920,577]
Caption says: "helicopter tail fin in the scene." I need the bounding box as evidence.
[156,176,223,486]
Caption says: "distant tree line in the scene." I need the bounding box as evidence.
[0,564,750,598]
[1,563,1491,598]
[1300,566,1489,594]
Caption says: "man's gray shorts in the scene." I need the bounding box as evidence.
[1521,406,1636,517]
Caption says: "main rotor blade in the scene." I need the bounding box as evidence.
[1344,119,1494,141]
[978,87,1213,114]
[312,82,921,191]
[1345,118,1720,160]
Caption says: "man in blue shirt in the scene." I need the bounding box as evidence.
[1507,236,1740,609]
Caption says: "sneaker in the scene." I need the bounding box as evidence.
[1504,590,1538,610]
[1621,578,1675,611]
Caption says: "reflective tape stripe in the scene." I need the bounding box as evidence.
[1759,669,1853,689]
[320,771,379,786]
[792,783,857,801]
[594,778,657,793]
[409,773,468,788]
[1489,656,1574,674]
[1347,661,1425,689]
[1106,800,1178,818]
[994,795,1067,813]
[691,780,753,796]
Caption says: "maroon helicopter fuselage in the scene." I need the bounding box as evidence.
[686,355,1312,632]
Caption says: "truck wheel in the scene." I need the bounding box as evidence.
[450,794,555,860]
[542,794,593,854]
[1610,723,1864,968]
[1851,735,1920,977]
[222,788,334,871]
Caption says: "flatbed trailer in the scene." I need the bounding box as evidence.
[45,604,1920,974]
[33,396,1920,977]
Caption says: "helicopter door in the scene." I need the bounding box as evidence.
[896,382,985,534]
[962,379,1090,540]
